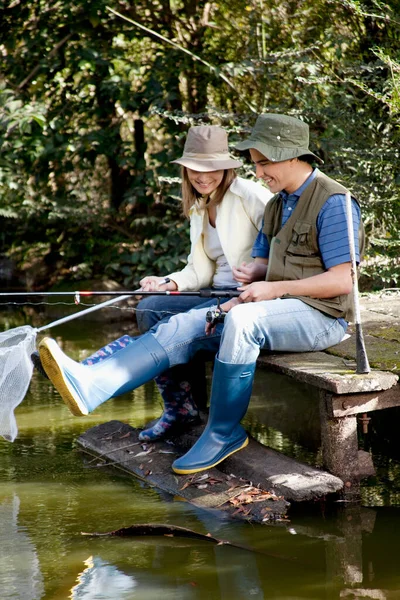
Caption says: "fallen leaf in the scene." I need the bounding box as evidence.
[207,477,224,486]
[180,480,197,491]
[133,449,154,458]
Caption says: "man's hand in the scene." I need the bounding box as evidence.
[237,281,281,303]
[237,263,354,302]
[205,298,241,335]
[220,297,241,312]
[233,261,268,284]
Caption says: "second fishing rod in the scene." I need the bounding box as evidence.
[0,289,242,300]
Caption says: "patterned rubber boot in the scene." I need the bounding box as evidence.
[31,335,135,378]
[38,333,169,416]
[83,335,135,365]
[138,367,200,442]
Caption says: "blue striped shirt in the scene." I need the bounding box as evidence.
[252,168,361,268]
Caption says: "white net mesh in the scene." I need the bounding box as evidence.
[0,326,37,442]
[0,295,131,442]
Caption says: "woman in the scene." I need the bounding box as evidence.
[36,125,271,442]
[132,125,270,441]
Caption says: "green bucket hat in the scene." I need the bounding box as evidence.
[235,113,323,164]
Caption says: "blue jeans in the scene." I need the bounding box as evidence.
[136,294,218,333]
[136,292,228,413]
[153,298,346,366]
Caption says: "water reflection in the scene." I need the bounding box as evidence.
[62,505,400,599]
[71,556,137,599]
[1,313,400,598]
[0,493,44,600]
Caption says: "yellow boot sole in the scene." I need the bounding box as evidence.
[39,337,88,416]
[172,436,248,475]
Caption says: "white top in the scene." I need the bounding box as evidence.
[203,219,238,288]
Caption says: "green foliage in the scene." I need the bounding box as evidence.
[0,0,399,290]
[105,214,190,286]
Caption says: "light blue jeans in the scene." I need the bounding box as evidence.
[153,298,346,366]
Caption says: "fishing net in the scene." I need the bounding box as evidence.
[0,326,37,442]
[0,293,131,442]
[0,288,233,442]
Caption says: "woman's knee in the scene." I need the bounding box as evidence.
[136,296,165,333]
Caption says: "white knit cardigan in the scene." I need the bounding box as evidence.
[167,177,272,291]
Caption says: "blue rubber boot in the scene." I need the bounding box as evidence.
[172,357,256,475]
[38,333,169,416]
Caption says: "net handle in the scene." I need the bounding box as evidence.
[34,287,241,334]
[35,294,132,333]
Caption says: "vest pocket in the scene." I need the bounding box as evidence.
[284,254,323,280]
[286,221,314,257]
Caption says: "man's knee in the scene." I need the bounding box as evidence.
[224,303,258,333]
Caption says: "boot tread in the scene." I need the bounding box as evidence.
[172,436,248,475]
[38,338,88,417]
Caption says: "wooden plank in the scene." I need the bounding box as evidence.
[76,420,290,523]
[167,421,344,501]
[329,384,400,417]
[327,295,400,372]
[257,351,398,394]
[76,419,344,510]
[328,333,400,373]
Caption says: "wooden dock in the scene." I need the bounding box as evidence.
[257,291,400,494]
[77,420,292,523]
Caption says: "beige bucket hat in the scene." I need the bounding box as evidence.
[171,125,242,172]
[235,113,323,164]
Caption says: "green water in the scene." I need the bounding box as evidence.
[1,311,400,599]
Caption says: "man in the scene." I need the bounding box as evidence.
[167,112,364,474]
[39,113,364,476]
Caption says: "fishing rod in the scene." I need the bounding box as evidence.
[345,191,370,374]
[0,285,241,443]
[2,287,241,333]
[0,289,242,302]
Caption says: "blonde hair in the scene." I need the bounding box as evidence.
[180,167,237,218]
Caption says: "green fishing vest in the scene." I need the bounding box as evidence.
[262,171,365,321]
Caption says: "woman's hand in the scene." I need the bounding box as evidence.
[233,261,268,284]
[139,276,177,292]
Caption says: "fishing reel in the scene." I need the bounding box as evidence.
[206,306,226,328]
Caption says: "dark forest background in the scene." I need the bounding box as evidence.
[1,0,399,291]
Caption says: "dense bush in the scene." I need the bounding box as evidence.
[1,0,399,290]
